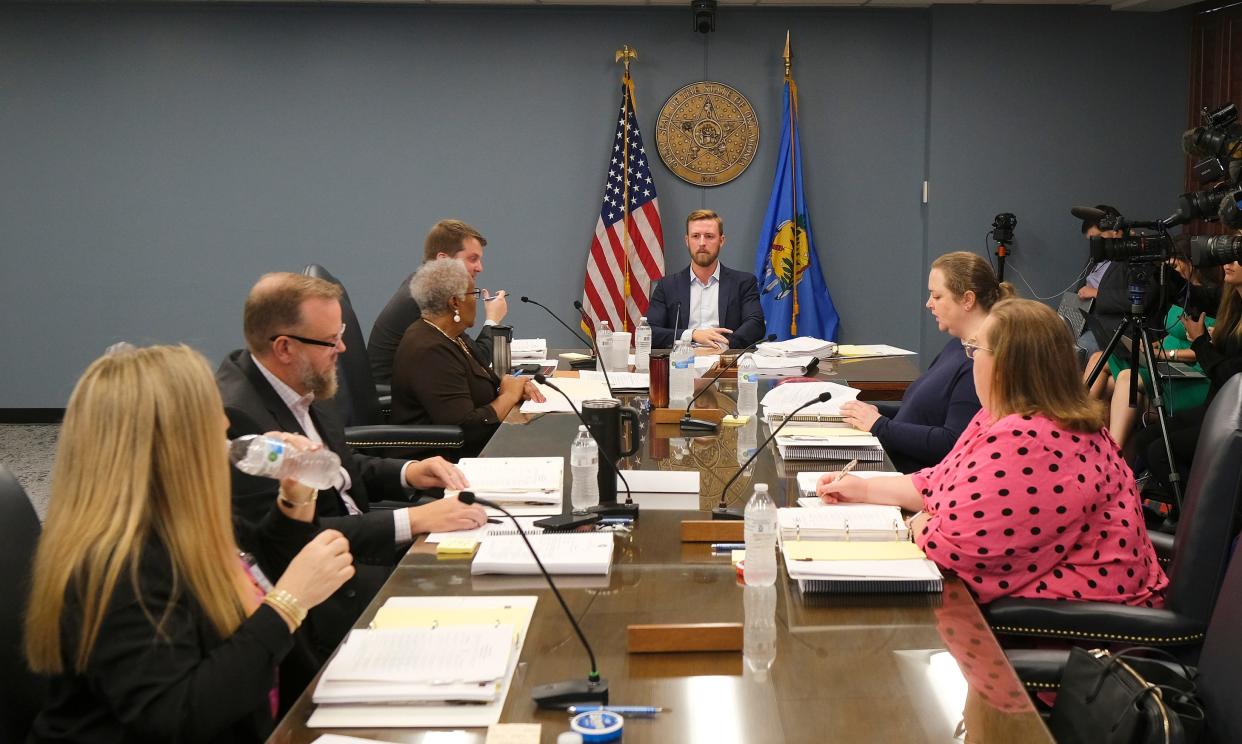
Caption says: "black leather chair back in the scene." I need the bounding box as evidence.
[0,463,46,740]
[302,264,383,427]
[1198,544,1242,744]
[1165,374,1242,624]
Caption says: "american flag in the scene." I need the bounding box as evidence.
[581,76,664,335]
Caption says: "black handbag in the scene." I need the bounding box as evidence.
[1049,646,1205,744]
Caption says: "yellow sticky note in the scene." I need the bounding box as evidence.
[731,549,746,566]
[484,724,541,744]
[722,414,750,426]
[371,606,531,631]
[435,538,479,557]
[783,541,926,561]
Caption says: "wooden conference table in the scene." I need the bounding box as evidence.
[269,354,1054,743]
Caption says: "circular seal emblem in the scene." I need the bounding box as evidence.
[655,81,759,187]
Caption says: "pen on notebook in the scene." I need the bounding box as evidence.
[566,705,664,717]
[710,542,745,553]
[486,518,501,524]
[832,458,859,483]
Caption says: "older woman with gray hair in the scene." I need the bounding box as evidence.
[391,257,543,455]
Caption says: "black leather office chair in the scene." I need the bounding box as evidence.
[985,374,1242,653]
[1009,537,1242,742]
[301,265,464,461]
[0,464,46,740]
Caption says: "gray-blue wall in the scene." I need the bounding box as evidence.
[0,4,1189,407]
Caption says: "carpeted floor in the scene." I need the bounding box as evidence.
[1,424,59,521]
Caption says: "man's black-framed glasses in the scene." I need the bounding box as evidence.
[270,323,346,349]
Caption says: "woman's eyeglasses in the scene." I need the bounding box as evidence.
[962,340,992,360]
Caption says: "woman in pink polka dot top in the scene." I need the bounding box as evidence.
[818,299,1168,606]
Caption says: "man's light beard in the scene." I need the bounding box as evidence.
[691,250,717,268]
[296,355,338,399]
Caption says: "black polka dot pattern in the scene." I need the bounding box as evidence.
[911,411,1169,606]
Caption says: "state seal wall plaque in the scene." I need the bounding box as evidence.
[655,81,759,187]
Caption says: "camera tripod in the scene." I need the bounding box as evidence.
[1084,265,1184,509]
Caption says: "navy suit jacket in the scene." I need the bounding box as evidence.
[646,264,765,349]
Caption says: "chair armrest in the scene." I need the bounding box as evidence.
[344,424,464,451]
[374,383,392,398]
[1005,649,1073,691]
[985,598,1207,646]
[1149,531,1174,565]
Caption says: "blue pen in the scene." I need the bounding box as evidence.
[566,705,664,717]
[710,542,745,552]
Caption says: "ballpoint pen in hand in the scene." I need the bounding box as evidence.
[832,458,859,483]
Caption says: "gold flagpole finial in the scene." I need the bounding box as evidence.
[783,31,792,78]
[615,45,637,76]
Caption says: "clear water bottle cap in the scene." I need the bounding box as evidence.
[579,425,588,433]
[754,483,769,493]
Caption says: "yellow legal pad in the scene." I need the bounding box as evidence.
[778,426,872,438]
[371,606,532,631]
[834,345,872,358]
[783,541,926,562]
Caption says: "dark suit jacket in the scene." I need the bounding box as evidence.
[366,271,495,385]
[646,264,765,349]
[29,511,315,744]
[216,350,406,566]
[390,320,502,457]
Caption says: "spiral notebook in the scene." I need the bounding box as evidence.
[775,432,885,461]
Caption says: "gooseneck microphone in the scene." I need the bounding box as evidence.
[535,373,637,519]
[456,491,608,709]
[679,334,777,433]
[572,300,615,398]
[712,391,833,520]
[520,296,593,348]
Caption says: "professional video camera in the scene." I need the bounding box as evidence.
[991,212,1017,244]
[1189,234,1242,266]
[1178,103,1242,229]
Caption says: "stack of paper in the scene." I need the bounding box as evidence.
[833,344,916,359]
[758,337,838,359]
[521,377,612,413]
[425,516,546,544]
[775,428,885,461]
[760,381,861,423]
[780,537,943,594]
[580,370,649,393]
[751,354,818,377]
[314,625,514,705]
[455,457,564,516]
[471,532,615,575]
[512,338,548,362]
[794,470,904,498]
[778,504,909,541]
[693,354,721,375]
[308,596,537,729]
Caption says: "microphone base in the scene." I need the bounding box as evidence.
[569,357,599,371]
[532,677,609,709]
[590,502,640,519]
[679,415,720,432]
[711,505,745,521]
[534,512,601,532]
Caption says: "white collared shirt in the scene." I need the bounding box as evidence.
[252,355,413,545]
[681,263,722,343]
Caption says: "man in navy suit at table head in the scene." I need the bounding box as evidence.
[645,209,766,349]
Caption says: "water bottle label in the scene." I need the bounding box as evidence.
[744,373,758,383]
[674,360,692,369]
[265,440,285,462]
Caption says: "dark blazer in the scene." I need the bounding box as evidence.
[29,511,315,744]
[646,264,765,349]
[216,350,407,565]
[391,320,503,457]
[366,271,495,385]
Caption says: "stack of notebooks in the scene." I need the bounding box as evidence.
[471,532,616,576]
[511,338,548,362]
[758,336,839,360]
[750,354,818,377]
[760,380,861,424]
[580,369,649,393]
[309,596,537,728]
[778,504,943,594]
[774,426,885,461]
[454,457,563,517]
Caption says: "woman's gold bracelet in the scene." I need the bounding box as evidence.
[277,489,318,509]
[263,589,307,629]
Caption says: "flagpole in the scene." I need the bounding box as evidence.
[783,31,801,336]
[616,44,637,332]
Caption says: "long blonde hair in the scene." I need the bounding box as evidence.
[1213,280,1242,348]
[985,299,1106,433]
[25,345,249,673]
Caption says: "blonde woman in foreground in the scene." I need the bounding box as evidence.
[25,345,354,743]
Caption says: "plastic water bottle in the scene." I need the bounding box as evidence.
[736,416,758,465]
[743,583,777,682]
[569,425,599,513]
[669,338,695,407]
[634,317,652,373]
[736,353,758,417]
[228,434,342,490]
[744,483,778,586]
[596,320,613,372]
